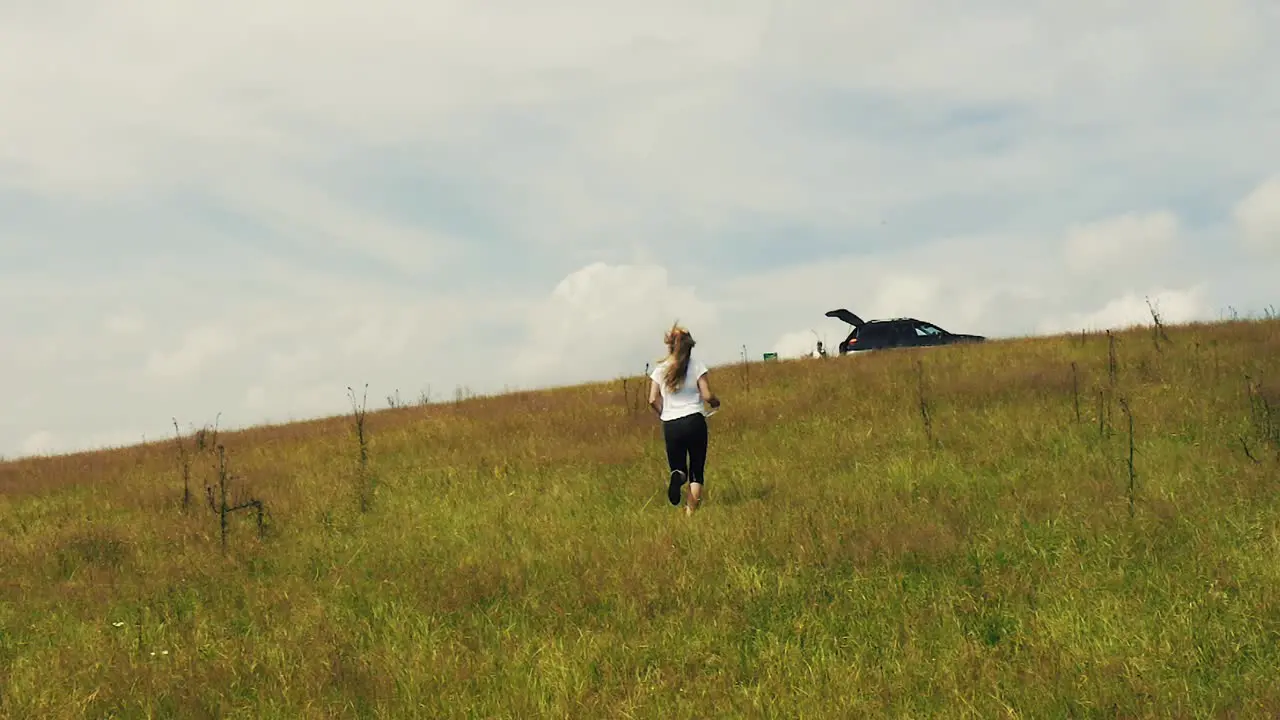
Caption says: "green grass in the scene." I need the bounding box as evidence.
[3,319,1280,718]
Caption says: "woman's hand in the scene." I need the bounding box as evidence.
[649,379,663,417]
[697,375,719,409]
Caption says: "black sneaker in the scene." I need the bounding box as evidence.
[668,470,685,506]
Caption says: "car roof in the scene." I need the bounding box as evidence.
[865,317,918,324]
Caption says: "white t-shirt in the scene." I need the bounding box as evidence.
[650,353,710,422]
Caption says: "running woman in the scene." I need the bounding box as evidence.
[648,324,721,515]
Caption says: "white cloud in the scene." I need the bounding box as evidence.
[1234,175,1280,253]
[265,348,321,376]
[514,262,718,385]
[104,313,145,335]
[1064,211,1181,273]
[1037,285,1212,335]
[20,431,60,457]
[245,385,268,412]
[145,326,237,381]
[873,275,943,318]
[338,305,421,361]
[771,330,825,360]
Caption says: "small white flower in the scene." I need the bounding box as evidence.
[111,622,125,628]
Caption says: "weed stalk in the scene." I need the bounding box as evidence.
[1071,362,1081,424]
[387,389,404,409]
[917,359,934,446]
[1146,297,1171,351]
[1245,374,1256,427]
[1097,389,1107,438]
[172,418,191,512]
[1244,374,1278,454]
[1262,386,1275,449]
[212,444,266,552]
[195,412,221,453]
[1107,331,1118,387]
[1105,332,1118,435]
[1119,397,1136,518]
[1246,375,1265,450]
[217,446,229,550]
[1241,436,1260,464]
[348,384,372,512]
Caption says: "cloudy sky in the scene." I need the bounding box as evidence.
[3,0,1278,458]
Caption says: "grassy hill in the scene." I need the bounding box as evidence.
[3,318,1280,718]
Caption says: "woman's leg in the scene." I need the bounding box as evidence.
[685,414,709,513]
[662,419,689,506]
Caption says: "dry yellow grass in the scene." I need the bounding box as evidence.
[3,318,1280,718]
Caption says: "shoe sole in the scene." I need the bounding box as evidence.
[668,470,685,506]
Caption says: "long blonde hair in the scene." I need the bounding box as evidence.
[661,324,695,392]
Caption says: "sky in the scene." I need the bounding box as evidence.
[2,0,1279,459]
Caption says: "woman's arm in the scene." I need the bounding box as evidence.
[697,373,721,408]
[649,379,663,417]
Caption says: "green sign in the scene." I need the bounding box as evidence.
[762,352,778,361]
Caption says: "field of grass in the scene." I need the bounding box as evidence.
[3,318,1280,718]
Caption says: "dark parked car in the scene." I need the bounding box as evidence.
[824,309,985,355]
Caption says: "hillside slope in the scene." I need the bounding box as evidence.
[3,319,1280,718]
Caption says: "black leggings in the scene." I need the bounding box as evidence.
[662,412,709,485]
